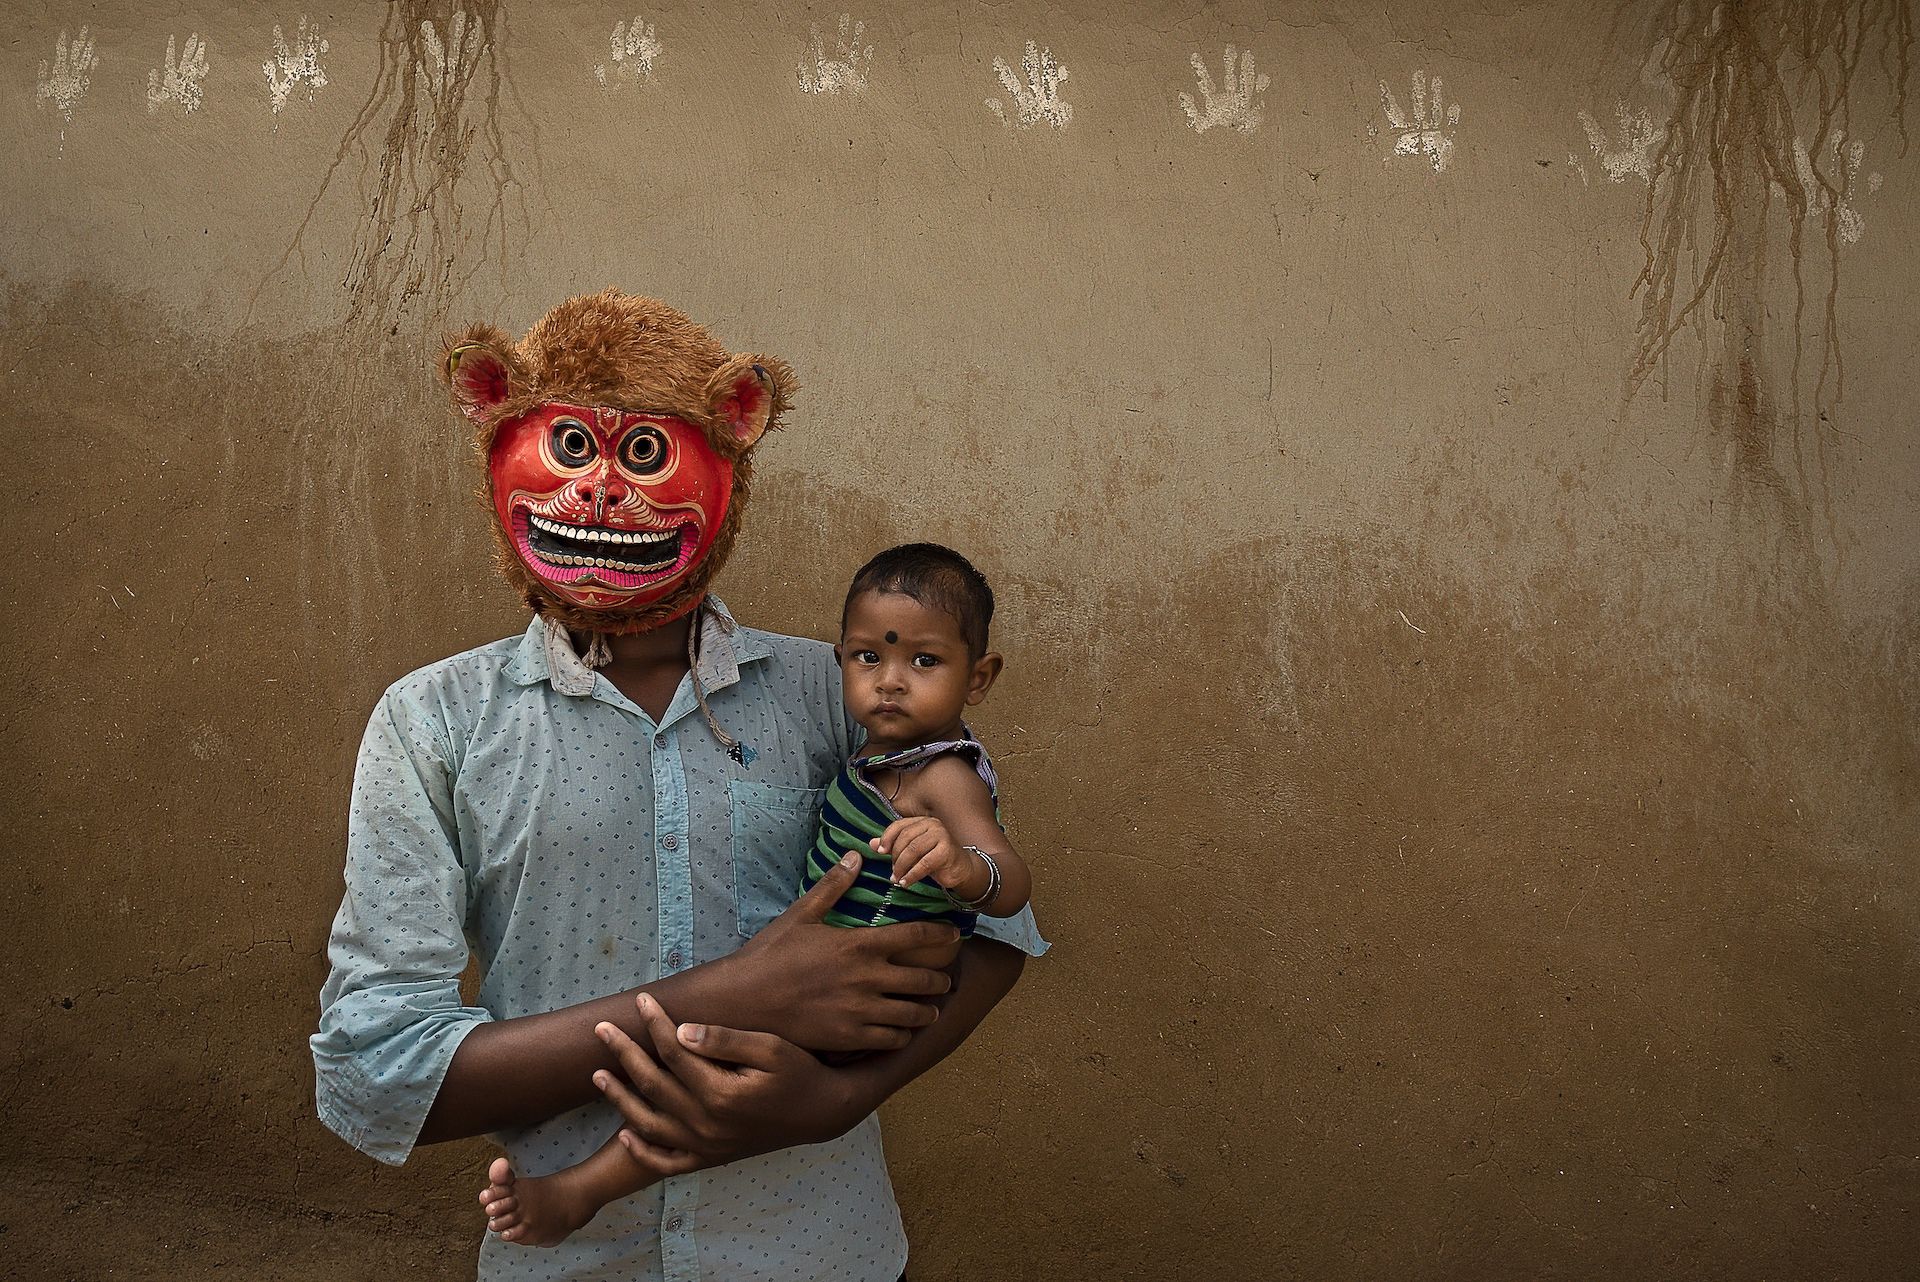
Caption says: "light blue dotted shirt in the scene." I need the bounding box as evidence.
[312,601,1048,1281]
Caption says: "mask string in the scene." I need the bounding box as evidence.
[581,632,613,669]
[686,598,745,762]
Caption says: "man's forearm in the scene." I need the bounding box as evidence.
[582,936,1028,1169]
[838,937,1026,1108]
[419,880,965,1145]
[419,954,761,1143]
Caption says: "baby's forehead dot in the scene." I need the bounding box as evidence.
[885,630,898,644]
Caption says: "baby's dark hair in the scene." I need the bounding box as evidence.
[842,543,995,660]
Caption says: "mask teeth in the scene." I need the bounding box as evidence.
[529,513,679,550]
[526,515,684,572]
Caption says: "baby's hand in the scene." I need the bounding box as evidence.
[873,817,983,898]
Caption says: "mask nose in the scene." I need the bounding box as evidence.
[572,475,629,524]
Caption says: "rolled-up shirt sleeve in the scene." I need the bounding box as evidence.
[311,689,493,1165]
[974,904,1050,957]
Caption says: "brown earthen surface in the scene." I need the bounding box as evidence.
[3,3,1915,1279]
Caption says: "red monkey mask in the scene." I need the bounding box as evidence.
[441,290,794,640]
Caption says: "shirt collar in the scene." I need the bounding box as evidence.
[503,597,772,699]
[690,597,773,697]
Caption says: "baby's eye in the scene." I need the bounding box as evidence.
[911,654,941,668]
[853,650,879,664]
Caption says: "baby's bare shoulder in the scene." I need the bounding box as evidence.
[917,749,990,786]
[900,751,994,819]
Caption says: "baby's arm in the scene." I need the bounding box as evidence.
[872,755,1031,917]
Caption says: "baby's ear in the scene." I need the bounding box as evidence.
[965,652,1004,705]
[440,324,526,426]
[705,354,796,456]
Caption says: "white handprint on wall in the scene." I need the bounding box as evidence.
[594,15,662,87]
[798,14,872,95]
[1179,45,1271,135]
[418,10,478,99]
[1577,103,1663,183]
[987,41,1072,130]
[36,26,99,143]
[147,33,211,115]
[1378,70,1460,172]
[264,16,329,115]
[1791,131,1883,245]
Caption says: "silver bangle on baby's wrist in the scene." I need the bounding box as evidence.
[947,845,1001,913]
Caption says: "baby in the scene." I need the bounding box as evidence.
[481,542,1032,1246]
[802,542,1032,933]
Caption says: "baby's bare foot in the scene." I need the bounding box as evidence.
[478,1155,601,1247]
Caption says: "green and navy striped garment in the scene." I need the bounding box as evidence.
[801,737,1003,936]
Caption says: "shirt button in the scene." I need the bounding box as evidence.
[653,733,667,749]
[664,1215,683,1233]
[661,834,679,850]
[666,948,683,969]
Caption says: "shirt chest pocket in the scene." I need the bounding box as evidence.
[728,779,825,940]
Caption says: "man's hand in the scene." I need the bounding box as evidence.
[728,852,962,1053]
[593,939,1027,1174]
[418,852,963,1143]
[593,994,873,1170]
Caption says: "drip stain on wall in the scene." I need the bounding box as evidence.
[261,2,524,342]
[1624,0,1912,578]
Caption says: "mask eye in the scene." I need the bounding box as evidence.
[620,425,672,477]
[550,418,596,467]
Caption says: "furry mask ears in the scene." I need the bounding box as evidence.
[705,355,793,456]
[440,325,525,425]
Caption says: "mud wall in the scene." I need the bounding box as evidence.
[3,2,1915,1278]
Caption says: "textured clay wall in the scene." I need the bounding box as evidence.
[3,1,1915,1278]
